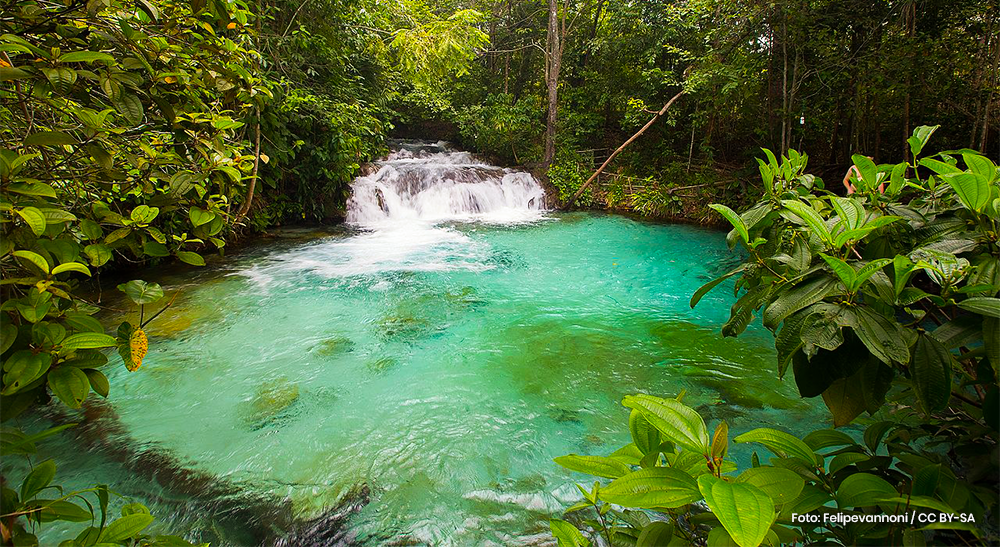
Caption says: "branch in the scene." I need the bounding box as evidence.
[567,89,685,206]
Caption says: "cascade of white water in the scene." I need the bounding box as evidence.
[346,141,546,226]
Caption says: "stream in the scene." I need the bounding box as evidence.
[27,141,824,545]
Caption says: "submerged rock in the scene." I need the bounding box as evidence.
[367,357,398,374]
[240,377,300,429]
[313,336,356,356]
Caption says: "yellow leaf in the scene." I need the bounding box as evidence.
[128,329,147,371]
[227,22,237,29]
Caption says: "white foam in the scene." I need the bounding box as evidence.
[346,143,546,226]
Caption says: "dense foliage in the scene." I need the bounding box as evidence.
[0,0,489,543]
[551,127,999,545]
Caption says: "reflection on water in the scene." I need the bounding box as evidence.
[24,142,824,545]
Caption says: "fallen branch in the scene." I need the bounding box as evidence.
[568,88,685,206]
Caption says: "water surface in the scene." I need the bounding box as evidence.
[25,143,823,545]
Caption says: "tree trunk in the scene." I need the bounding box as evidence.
[544,0,561,167]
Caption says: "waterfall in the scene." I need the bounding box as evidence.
[346,140,546,226]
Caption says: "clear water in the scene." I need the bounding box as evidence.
[18,144,825,546]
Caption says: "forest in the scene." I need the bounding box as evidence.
[1,0,998,545]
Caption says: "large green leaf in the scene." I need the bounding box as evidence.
[2,351,51,394]
[835,473,896,508]
[15,207,47,236]
[853,307,910,365]
[957,297,1000,318]
[709,204,748,244]
[554,454,631,479]
[820,358,893,426]
[636,521,675,547]
[24,131,75,147]
[819,254,855,291]
[622,394,709,454]
[736,467,804,505]
[61,333,116,351]
[599,467,701,508]
[177,251,206,266]
[907,125,938,158]
[12,249,50,273]
[99,513,155,543]
[549,519,589,547]
[781,200,832,245]
[20,459,56,500]
[940,172,991,212]
[629,408,662,455]
[698,475,774,547]
[58,51,115,63]
[117,279,163,304]
[910,333,953,415]
[732,428,819,466]
[762,277,837,330]
[690,265,745,308]
[48,366,90,408]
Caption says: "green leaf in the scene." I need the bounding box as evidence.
[130,205,159,224]
[736,467,804,505]
[99,513,155,543]
[84,244,112,267]
[599,467,701,508]
[176,251,206,266]
[117,280,163,304]
[20,459,56,500]
[47,366,90,408]
[957,297,1000,318]
[142,241,170,257]
[819,254,855,291]
[2,351,51,394]
[16,207,46,236]
[1,323,16,354]
[622,394,709,454]
[549,519,589,547]
[691,265,745,308]
[962,153,997,183]
[850,155,878,193]
[24,131,75,147]
[12,249,50,273]
[910,333,953,415]
[61,333,116,351]
[38,500,92,522]
[907,125,938,158]
[835,473,896,508]
[828,452,870,474]
[0,66,31,81]
[554,455,631,479]
[709,204,748,244]
[854,307,910,365]
[44,64,78,91]
[636,521,675,547]
[940,172,991,212]
[114,91,144,125]
[762,277,837,330]
[189,207,215,227]
[629,408,662,455]
[58,51,115,63]
[84,369,109,398]
[778,485,831,519]
[732,428,819,466]
[698,475,774,547]
[7,182,56,198]
[51,262,92,277]
[780,200,831,245]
